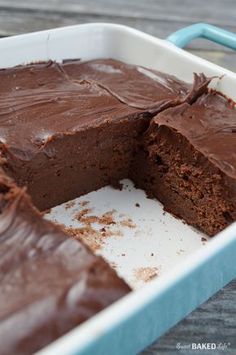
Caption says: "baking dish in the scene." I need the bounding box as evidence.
[0,22,236,355]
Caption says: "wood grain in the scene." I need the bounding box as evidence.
[0,0,236,27]
[0,1,235,354]
[0,1,236,52]
[143,280,236,354]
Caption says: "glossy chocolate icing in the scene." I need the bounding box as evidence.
[0,59,208,162]
[0,61,139,161]
[0,171,130,355]
[0,59,211,211]
[0,58,217,353]
[155,91,236,179]
[63,58,190,110]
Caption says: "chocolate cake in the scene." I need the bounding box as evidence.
[0,58,234,353]
[131,91,236,236]
[0,171,130,355]
[0,59,208,211]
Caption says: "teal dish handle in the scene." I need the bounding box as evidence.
[167,23,236,50]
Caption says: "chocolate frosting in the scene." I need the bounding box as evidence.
[155,92,236,178]
[0,59,216,353]
[0,59,208,162]
[0,172,130,355]
[63,58,190,109]
[0,61,139,161]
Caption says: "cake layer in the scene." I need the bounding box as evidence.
[0,59,209,211]
[131,92,236,236]
[0,171,130,355]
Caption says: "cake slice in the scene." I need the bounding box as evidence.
[0,171,130,355]
[0,60,209,211]
[131,92,236,236]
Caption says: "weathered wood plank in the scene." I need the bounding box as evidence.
[0,9,235,52]
[1,10,236,71]
[0,0,236,28]
[142,280,236,354]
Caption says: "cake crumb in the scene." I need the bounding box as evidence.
[74,208,117,226]
[151,253,154,256]
[65,200,75,209]
[63,207,137,250]
[120,218,136,229]
[133,267,158,283]
[98,210,117,225]
[109,261,118,270]
[74,208,93,223]
[65,225,106,251]
[135,203,140,207]
[65,207,126,251]
[79,200,89,207]
[201,237,207,242]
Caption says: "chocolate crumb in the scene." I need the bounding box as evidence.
[109,261,118,270]
[135,203,140,207]
[64,225,108,251]
[65,207,127,251]
[98,210,116,225]
[120,218,136,228]
[133,267,158,283]
[65,200,75,209]
[74,208,116,226]
[79,200,89,207]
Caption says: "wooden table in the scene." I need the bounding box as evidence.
[1,1,235,354]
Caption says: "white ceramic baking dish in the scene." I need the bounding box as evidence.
[1,23,236,355]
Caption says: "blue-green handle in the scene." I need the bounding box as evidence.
[167,23,236,50]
